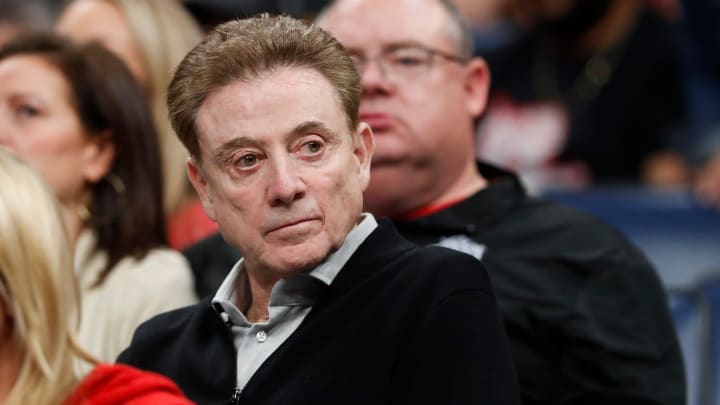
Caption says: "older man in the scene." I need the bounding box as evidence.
[183,2,685,403]
[118,14,519,405]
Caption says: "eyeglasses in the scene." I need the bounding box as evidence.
[349,45,468,82]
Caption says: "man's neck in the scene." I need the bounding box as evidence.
[234,265,276,323]
[400,161,487,220]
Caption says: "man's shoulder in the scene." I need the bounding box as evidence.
[116,297,217,365]
[346,220,494,298]
[138,300,203,332]
[424,189,656,279]
[379,234,494,296]
[116,296,237,403]
[509,195,632,245]
[485,196,660,283]
[370,219,488,269]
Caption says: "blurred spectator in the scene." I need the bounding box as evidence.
[56,0,214,249]
[477,0,686,192]
[0,0,58,46]
[0,147,195,405]
[0,32,196,363]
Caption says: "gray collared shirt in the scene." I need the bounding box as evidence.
[212,213,378,392]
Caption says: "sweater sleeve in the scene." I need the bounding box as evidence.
[389,289,521,405]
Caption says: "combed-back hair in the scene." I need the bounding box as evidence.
[168,14,361,159]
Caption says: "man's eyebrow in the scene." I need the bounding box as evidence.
[291,121,337,138]
[383,41,427,51]
[347,41,426,54]
[209,122,338,163]
[212,136,260,165]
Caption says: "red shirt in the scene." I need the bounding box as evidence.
[62,364,194,405]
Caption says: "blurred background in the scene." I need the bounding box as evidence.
[2,0,719,403]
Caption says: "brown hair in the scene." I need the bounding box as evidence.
[168,14,360,159]
[107,0,203,216]
[0,32,166,286]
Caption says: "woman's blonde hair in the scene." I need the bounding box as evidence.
[0,147,95,405]
[113,0,204,215]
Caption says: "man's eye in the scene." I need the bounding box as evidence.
[301,140,324,155]
[391,56,424,67]
[236,154,259,168]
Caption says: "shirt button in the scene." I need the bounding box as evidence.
[256,330,268,342]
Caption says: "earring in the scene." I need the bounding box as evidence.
[106,174,126,196]
[77,204,92,222]
[78,174,128,224]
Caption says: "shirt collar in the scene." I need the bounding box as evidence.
[306,212,377,285]
[212,213,378,317]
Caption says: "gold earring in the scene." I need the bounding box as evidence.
[77,204,92,222]
[106,174,126,195]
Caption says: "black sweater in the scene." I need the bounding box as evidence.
[118,220,520,405]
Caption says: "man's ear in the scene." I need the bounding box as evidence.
[82,131,115,183]
[187,156,217,222]
[463,57,491,118]
[353,121,374,191]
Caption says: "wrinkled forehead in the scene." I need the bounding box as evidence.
[318,0,457,53]
[195,67,351,153]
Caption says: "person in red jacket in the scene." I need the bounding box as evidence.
[0,147,194,405]
[62,364,192,405]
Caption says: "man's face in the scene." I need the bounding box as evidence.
[319,0,488,217]
[189,67,373,279]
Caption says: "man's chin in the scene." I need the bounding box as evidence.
[271,251,327,275]
[267,239,331,271]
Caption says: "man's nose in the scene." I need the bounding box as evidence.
[360,57,394,97]
[267,157,307,207]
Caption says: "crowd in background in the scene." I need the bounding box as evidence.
[2,0,719,198]
[0,0,718,404]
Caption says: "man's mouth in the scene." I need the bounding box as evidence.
[265,217,319,234]
[359,112,393,131]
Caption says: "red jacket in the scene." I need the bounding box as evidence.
[63,364,195,405]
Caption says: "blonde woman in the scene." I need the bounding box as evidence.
[0,147,194,405]
[56,0,216,249]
